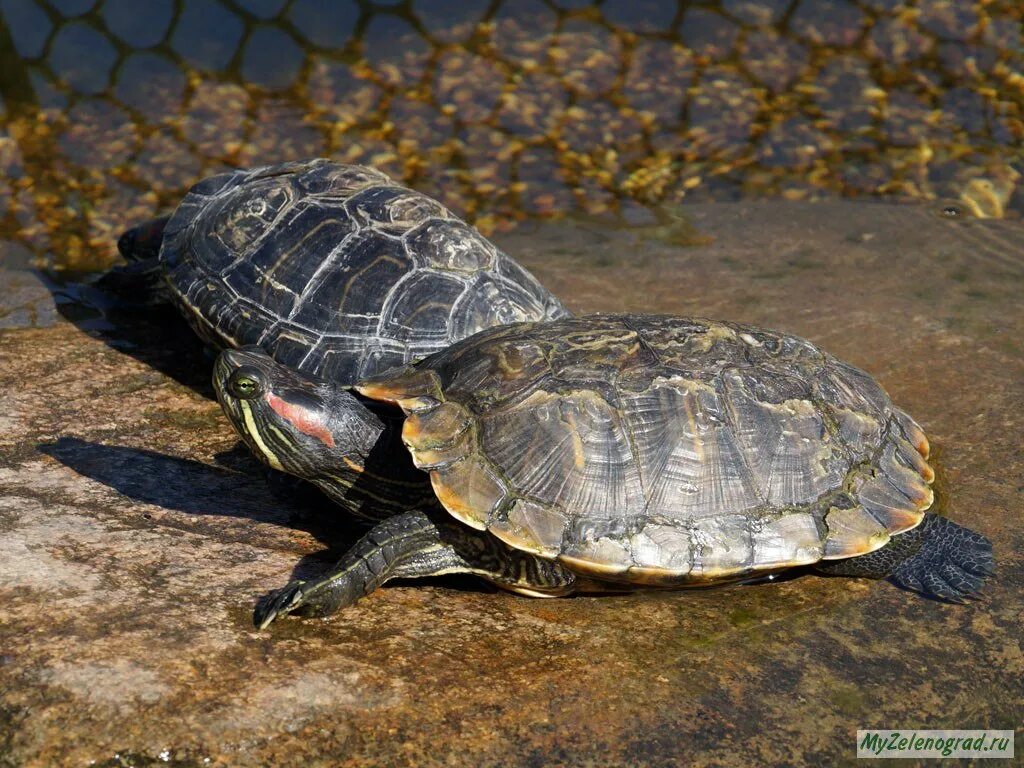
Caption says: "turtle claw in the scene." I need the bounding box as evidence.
[253,580,307,630]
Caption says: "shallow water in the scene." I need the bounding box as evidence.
[0,0,1021,271]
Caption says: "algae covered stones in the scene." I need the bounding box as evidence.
[209,315,993,629]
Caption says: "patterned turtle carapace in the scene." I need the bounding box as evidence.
[153,159,568,383]
[360,315,936,584]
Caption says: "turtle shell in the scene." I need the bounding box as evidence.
[160,159,568,384]
[357,315,935,586]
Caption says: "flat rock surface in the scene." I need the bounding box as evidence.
[1,201,1021,766]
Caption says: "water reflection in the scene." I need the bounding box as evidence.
[0,0,1020,271]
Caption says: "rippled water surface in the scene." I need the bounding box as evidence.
[0,0,1021,270]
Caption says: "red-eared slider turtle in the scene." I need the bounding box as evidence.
[112,159,567,383]
[211,315,993,628]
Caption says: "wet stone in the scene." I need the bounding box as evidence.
[103,0,175,47]
[789,0,867,47]
[47,21,117,95]
[917,0,981,41]
[2,0,52,58]
[686,66,762,152]
[236,0,287,18]
[552,20,622,98]
[721,0,790,26]
[0,0,1022,271]
[415,0,487,45]
[433,52,507,125]
[361,15,430,88]
[0,266,59,329]
[287,0,358,50]
[740,30,807,92]
[679,8,739,61]
[866,16,932,65]
[135,130,203,192]
[171,0,244,71]
[602,0,678,34]
[490,0,558,62]
[307,60,384,123]
[115,52,187,116]
[236,102,325,168]
[49,0,95,16]
[756,117,833,170]
[623,41,694,122]
[814,56,877,135]
[57,100,139,167]
[181,82,251,157]
[241,27,305,92]
[389,99,452,156]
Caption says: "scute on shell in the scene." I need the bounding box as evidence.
[752,513,824,568]
[430,456,506,531]
[368,315,937,584]
[490,499,567,557]
[161,159,567,384]
[355,366,443,411]
[823,505,891,559]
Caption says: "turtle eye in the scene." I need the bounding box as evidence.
[228,369,263,399]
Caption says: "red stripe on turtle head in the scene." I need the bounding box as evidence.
[266,393,336,448]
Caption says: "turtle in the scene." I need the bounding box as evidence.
[210,314,994,629]
[110,158,568,383]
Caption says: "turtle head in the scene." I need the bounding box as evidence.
[213,348,385,482]
[117,215,171,262]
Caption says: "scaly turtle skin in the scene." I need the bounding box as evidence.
[113,159,568,383]
[211,315,994,629]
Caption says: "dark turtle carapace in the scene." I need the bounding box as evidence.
[113,159,568,383]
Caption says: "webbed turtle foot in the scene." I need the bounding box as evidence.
[887,515,994,603]
[814,513,994,603]
[253,580,307,629]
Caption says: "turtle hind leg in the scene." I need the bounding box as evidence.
[814,513,994,602]
[253,509,576,629]
[887,515,994,601]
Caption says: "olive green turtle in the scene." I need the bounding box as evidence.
[210,315,993,628]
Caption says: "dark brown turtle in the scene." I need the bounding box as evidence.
[210,314,994,629]
[112,159,568,383]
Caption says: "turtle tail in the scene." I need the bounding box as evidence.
[814,513,994,602]
[97,216,172,303]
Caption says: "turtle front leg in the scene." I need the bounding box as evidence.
[254,509,577,629]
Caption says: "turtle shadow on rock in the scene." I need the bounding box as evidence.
[43,272,215,398]
[37,437,498,599]
[35,439,972,613]
[37,437,357,549]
